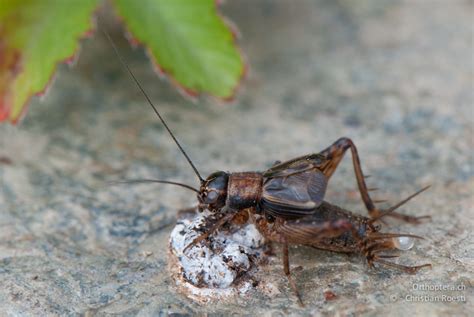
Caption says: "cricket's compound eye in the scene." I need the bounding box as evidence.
[198,171,229,211]
[205,190,219,203]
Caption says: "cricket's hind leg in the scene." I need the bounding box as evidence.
[318,137,378,215]
[368,187,432,225]
[318,137,429,224]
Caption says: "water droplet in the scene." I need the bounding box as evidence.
[393,236,415,250]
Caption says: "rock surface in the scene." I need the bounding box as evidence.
[0,0,472,315]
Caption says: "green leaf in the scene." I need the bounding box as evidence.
[0,0,98,123]
[113,0,244,99]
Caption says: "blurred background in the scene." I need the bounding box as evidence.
[0,0,472,315]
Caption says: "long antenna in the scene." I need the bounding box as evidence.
[109,179,200,193]
[102,29,204,182]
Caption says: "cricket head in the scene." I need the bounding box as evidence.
[198,171,229,212]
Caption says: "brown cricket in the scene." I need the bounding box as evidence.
[185,172,431,306]
[104,29,432,305]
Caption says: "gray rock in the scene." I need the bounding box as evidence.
[0,0,472,315]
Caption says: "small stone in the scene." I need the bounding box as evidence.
[324,290,337,301]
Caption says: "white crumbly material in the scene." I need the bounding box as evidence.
[168,211,266,302]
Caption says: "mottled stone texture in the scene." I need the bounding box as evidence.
[0,0,472,316]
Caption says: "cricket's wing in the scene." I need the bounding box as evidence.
[261,169,327,218]
[263,153,326,178]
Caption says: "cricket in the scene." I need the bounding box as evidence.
[104,28,432,306]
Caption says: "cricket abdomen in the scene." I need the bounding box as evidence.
[264,201,369,253]
[311,230,363,253]
[308,202,368,253]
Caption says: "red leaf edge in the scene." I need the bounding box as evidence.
[2,8,99,124]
